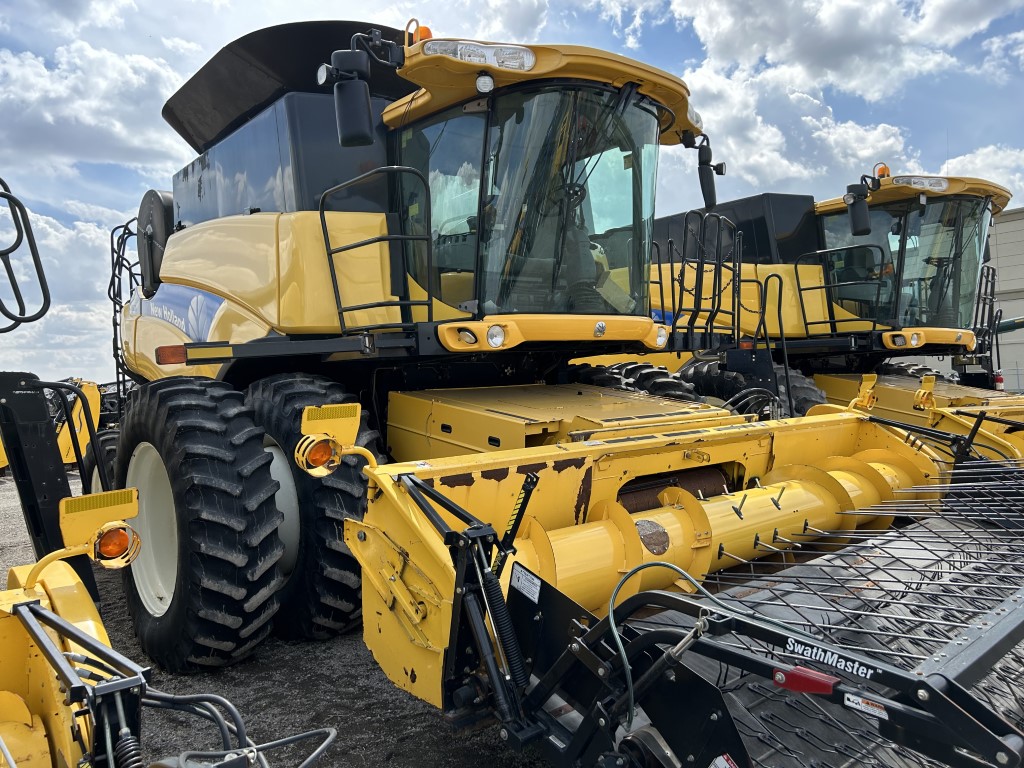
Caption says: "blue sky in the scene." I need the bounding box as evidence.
[1,0,1023,381]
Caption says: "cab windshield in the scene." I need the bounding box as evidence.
[397,84,661,317]
[821,196,992,329]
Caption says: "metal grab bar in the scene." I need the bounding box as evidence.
[0,177,50,331]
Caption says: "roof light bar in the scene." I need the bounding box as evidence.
[892,176,950,192]
[423,40,536,71]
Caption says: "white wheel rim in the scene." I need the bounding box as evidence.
[266,438,300,574]
[89,466,104,495]
[126,442,179,617]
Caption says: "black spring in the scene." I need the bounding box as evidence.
[113,733,144,768]
[480,568,529,689]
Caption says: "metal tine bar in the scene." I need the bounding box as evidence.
[787,526,1024,549]
[768,546,1024,569]
[706,572,1024,597]
[790,528,1024,544]
[702,597,975,629]
[703,572,1014,603]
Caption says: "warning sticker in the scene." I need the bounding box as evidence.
[510,563,541,604]
[844,693,889,721]
[709,754,740,768]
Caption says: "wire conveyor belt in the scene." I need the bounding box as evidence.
[629,460,1024,767]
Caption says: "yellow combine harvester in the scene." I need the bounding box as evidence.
[98,19,1024,767]
[584,167,1023,458]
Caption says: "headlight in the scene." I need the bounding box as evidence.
[423,41,536,71]
[656,326,669,347]
[486,325,506,348]
[892,176,949,192]
[910,332,921,346]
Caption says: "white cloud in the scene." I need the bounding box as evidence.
[980,30,1024,82]
[162,37,203,56]
[941,145,1024,199]
[472,0,549,41]
[910,0,1024,48]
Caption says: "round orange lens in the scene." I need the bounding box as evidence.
[98,527,131,559]
[307,440,335,468]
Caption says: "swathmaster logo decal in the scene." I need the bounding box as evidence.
[785,637,880,680]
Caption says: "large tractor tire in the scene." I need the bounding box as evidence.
[80,428,118,494]
[679,360,825,416]
[116,378,284,672]
[571,362,702,402]
[876,360,958,383]
[246,374,384,640]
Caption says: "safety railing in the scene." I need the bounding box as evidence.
[652,211,745,351]
[0,177,49,333]
[318,166,433,334]
[792,244,893,337]
[108,218,140,418]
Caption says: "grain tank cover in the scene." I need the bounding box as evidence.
[163,21,417,153]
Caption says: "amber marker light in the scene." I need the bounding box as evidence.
[98,527,131,559]
[155,344,187,365]
[92,521,141,569]
[306,439,336,469]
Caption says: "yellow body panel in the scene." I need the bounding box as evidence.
[387,384,737,460]
[816,373,1024,459]
[815,175,1012,216]
[436,314,671,353]
[55,381,100,464]
[158,211,397,334]
[347,410,939,707]
[385,41,701,143]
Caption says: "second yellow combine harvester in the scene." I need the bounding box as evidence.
[101,18,1024,767]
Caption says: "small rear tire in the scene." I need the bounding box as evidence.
[679,360,825,416]
[116,378,284,672]
[81,429,118,494]
[247,374,384,640]
[571,362,702,402]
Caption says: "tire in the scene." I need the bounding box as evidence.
[679,360,825,416]
[876,361,958,383]
[81,428,118,494]
[246,374,384,640]
[570,362,702,402]
[773,364,827,416]
[116,378,284,672]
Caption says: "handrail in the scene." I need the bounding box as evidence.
[792,244,891,336]
[318,165,434,334]
[0,177,50,331]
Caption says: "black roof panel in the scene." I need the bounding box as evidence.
[162,21,416,153]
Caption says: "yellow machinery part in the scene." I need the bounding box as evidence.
[1,561,108,768]
[55,380,100,464]
[0,691,50,768]
[386,383,739,460]
[346,409,937,708]
[1,381,101,470]
[815,372,1024,459]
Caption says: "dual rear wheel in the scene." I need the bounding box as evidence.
[112,375,379,671]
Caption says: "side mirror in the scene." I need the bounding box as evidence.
[319,50,374,148]
[697,141,724,211]
[844,184,871,237]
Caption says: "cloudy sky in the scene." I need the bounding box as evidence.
[1,0,1023,382]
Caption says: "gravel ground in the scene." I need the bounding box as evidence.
[0,471,548,768]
